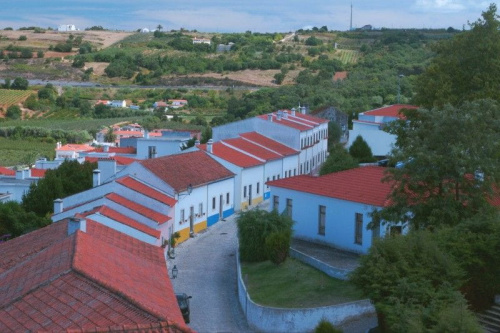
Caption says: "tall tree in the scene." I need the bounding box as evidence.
[372,100,500,230]
[413,4,500,108]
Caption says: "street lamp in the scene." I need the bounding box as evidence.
[178,184,193,198]
[172,265,178,279]
[397,74,404,104]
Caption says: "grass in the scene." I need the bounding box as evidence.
[0,117,142,131]
[241,258,363,308]
[0,137,55,167]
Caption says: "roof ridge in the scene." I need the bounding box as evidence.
[240,136,285,157]
[221,140,266,162]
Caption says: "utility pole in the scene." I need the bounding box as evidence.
[350,2,353,31]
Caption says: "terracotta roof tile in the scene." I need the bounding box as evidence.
[90,147,137,154]
[105,193,171,225]
[0,167,15,176]
[240,132,299,156]
[362,104,418,118]
[199,142,263,168]
[140,150,234,192]
[116,176,176,206]
[257,113,312,131]
[268,166,392,207]
[290,111,330,124]
[57,144,94,152]
[224,137,283,161]
[333,71,348,81]
[30,168,47,178]
[85,156,138,166]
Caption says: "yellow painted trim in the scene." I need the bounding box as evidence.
[194,220,207,233]
[252,197,263,205]
[176,220,208,244]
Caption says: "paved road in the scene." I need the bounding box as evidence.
[168,216,252,333]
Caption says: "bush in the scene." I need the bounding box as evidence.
[314,319,343,333]
[320,144,358,175]
[265,230,291,265]
[237,209,293,262]
[6,105,22,119]
[18,35,27,41]
[349,135,376,162]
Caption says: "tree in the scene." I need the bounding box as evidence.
[413,4,500,108]
[139,116,161,132]
[348,135,375,162]
[2,78,11,89]
[22,160,96,217]
[6,105,22,119]
[18,35,27,41]
[200,126,212,144]
[0,201,50,238]
[37,50,44,58]
[157,24,163,32]
[373,100,500,230]
[104,126,116,143]
[320,144,358,175]
[11,77,29,90]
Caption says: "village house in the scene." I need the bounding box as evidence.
[348,104,418,157]
[168,99,188,108]
[55,142,94,159]
[192,37,211,45]
[0,217,191,332]
[267,166,401,254]
[0,167,47,203]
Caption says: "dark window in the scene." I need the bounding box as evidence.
[243,186,247,198]
[273,195,279,211]
[318,205,326,235]
[199,203,203,215]
[226,192,230,204]
[355,213,363,245]
[286,198,293,218]
[256,182,260,194]
[212,197,216,210]
[148,146,157,159]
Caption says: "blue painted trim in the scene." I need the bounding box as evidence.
[207,213,219,227]
[264,191,271,200]
[223,207,234,218]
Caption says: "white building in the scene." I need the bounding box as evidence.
[0,168,46,203]
[57,24,77,32]
[348,104,418,157]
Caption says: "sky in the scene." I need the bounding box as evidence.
[0,0,497,32]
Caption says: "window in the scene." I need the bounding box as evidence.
[256,182,260,194]
[286,198,293,218]
[273,175,276,181]
[212,197,216,210]
[226,192,230,204]
[355,213,363,245]
[199,203,203,215]
[267,177,270,188]
[294,168,297,176]
[180,209,185,223]
[273,195,279,211]
[243,186,247,198]
[148,146,157,159]
[277,174,280,180]
[300,164,303,174]
[318,205,326,235]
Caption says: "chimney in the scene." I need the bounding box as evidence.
[93,169,101,187]
[144,130,150,139]
[291,108,296,116]
[283,110,288,119]
[104,145,110,153]
[54,198,63,214]
[15,169,25,180]
[267,114,273,122]
[195,140,200,147]
[300,106,306,114]
[56,142,61,149]
[24,169,31,178]
[277,111,282,121]
[98,159,116,183]
[207,139,213,153]
[68,217,86,235]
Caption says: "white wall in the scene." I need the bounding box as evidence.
[348,122,396,157]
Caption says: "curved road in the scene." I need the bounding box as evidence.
[168,216,252,333]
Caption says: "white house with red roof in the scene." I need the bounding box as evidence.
[168,99,188,108]
[267,166,402,254]
[213,107,329,176]
[0,218,192,332]
[199,132,300,211]
[0,167,47,203]
[348,104,418,157]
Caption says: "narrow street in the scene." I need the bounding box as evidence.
[168,216,253,333]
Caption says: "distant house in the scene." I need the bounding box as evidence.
[216,42,234,52]
[141,27,150,33]
[55,142,94,159]
[348,104,418,157]
[110,100,126,108]
[168,99,188,108]
[0,218,192,332]
[154,101,168,109]
[57,24,77,32]
[358,24,373,31]
[267,166,401,254]
[333,71,348,81]
[192,37,211,45]
[0,168,47,203]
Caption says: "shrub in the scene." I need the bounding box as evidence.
[6,105,22,119]
[314,319,343,333]
[265,230,291,265]
[18,35,27,41]
[237,209,293,262]
[349,135,376,162]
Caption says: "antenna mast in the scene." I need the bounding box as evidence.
[350,2,353,31]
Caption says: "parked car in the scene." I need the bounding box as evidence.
[176,293,192,323]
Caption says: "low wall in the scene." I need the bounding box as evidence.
[237,254,375,332]
[290,248,351,281]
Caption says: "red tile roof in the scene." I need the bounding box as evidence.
[90,146,137,154]
[140,150,234,192]
[291,111,330,124]
[85,155,138,165]
[117,176,177,206]
[30,168,47,178]
[267,166,392,207]
[106,193,171,224]
[0,220,190,332]
[79,206,161,238]
[57,144,94,152]
[362,104,418,118]
[258,113,312,131]
[333,71,348,81]
[199,142,263,168]
[240,132,299,156]
[0,167,15,176]
[224,137,283,161]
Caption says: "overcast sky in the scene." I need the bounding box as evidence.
[0,1,496,32]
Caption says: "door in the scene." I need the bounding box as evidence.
[189,206,194,237]
[248,184,252,206]
[219,195,223,220]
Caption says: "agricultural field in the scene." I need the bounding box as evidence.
[0,89,34,109]
[334,49,361,64]
[0,137,55,167]
[0,117,141,132]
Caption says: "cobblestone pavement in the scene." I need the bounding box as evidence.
[168,214,253,333]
